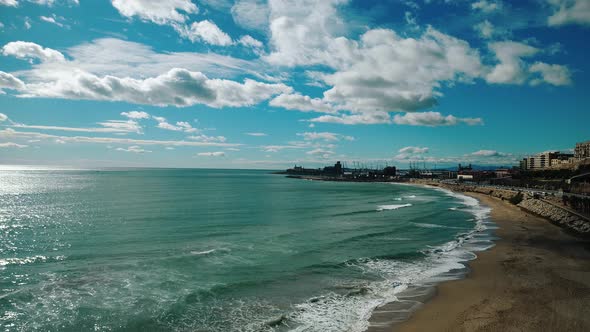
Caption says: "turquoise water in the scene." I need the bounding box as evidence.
[0,169,493,331]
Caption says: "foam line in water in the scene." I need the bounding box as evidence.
[377,203,412,211]
[285,183,494,332]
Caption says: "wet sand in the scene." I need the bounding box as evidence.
[393,193,590,332]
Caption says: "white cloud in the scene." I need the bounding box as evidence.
[179,20,233,46]
[392,112,483,127]
[116,145,151,153]
[547,0,590,26]
[8,64,291,107]
[24,17,31,29]
[474,20,494,39]
[0,128,241,147]
[2,41,65,62]
[261,144,304,152]
[270,93,336,113]
[308,112,392,125]
[154,117,198,133]
[486,41,572,86]
[110,0,198,25]
[231,0,269,31]
[398,146,429,154]
[197,151,225,157]
[529,62,572,86]
[245,132,267,136]
[0,0,18,6]
[0,113,7,122]
[238,35,264,54]
[61,38,257,79]
[471,0,502,13]
[0,71,26,93]
[121,110,150,119]
[40,14,67,28]
[321,28,484,113]
[394,146,430,160]
[0,142,27,148]
[296,132,354,142]
[486,41,538,84]
[187,134,227,143]
[264,0,348,67]
[12,120,143,133]
[306,148,334,158]
[471,149,506,157]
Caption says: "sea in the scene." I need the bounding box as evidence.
[0,168,495,332]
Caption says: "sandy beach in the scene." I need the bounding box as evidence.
[394,193,590,332]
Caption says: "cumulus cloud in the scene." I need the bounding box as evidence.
[471,0,502,13]
[245,132,267,136]
[395,146,429,160]
[0,113,7,122]
[547,0,590,26]
[529,62,572,86]
[270,93,336,113]
[116,145,151,153]
[110,0,198,25]
[0,71,26,93]
[309,112,392,125]
[270,26,484,113]
[197,151,225,157]
[486,41,572,86]
[2,41,65,62]
[486,41,538,84]
[398,146,429,154]
[471,149,507,157]
[231,0,269,31]
[392,112,483,127]
[238,35,264,54]
[154,116,198,133]
[7,62,291,107]
[178,20,233,46]
[121,110,150,119]
[296,131,354,142]
[474,20,495,39]
[0,142,27,148]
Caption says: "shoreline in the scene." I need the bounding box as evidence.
[386,192,590,331]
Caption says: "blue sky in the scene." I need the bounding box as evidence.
[0,0,588,169]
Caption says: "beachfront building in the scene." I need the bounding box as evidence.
[575,141,590,160]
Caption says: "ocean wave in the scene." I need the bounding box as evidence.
[286,184,494,332]
[377,203,412,211]
[189,248,233,258]
[412,222,457,229]
[0,255,65,267]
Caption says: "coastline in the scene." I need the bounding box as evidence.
[389,192,590,331]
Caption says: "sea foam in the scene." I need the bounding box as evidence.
[377,203,412,211]
[286,184,494,332]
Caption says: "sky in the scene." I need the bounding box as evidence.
[0,0,588,169]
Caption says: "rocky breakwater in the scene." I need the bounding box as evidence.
[518,198,590,235]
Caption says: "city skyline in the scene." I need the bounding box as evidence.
[0,0,589,169]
